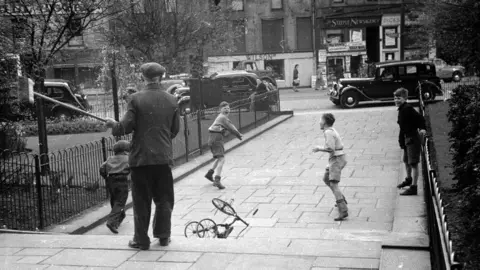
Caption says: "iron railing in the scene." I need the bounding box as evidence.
[438,76,479,101]
[0,90,281,231]
[418,85,464,270]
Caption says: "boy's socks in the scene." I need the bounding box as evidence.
[205,169,214,182]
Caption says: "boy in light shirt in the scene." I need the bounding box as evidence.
[312,113,348,221]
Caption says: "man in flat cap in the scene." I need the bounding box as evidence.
[105,62,180,250]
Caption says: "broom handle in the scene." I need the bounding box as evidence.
[33,92,107,123]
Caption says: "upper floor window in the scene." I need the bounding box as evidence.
[272,0,282,10]
[262,19,284,52]
[232,0,244,11]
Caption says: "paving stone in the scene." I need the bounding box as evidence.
[275,223,308,228]
[392,217,428,234]
[16,256,49,264]
[0,234,79,249]
[158,252,202,263]
[247,218,278,227]
[287,239,380,258]
[379,249,430,270]
[245,227,326,239]
[42,249,136,267]
[225,254,315,270]
[129,251,166,261]
[0,248,22,256]
[188,253,238,270]
[45,266,87,270]
[244,196,274,203]
[298,212,333,223]
[313,257,379,269]
[291,194,322,205]
[339,221,392,231]
[116,261,192,270]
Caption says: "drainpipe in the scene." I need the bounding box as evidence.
[400,0,405,60]
[312,0,317,86]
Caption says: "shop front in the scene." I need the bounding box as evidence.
[320,16,382,84]
[380,14,401,62]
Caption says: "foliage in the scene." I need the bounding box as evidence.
[0,121,27,152]
[410,0,480,72]
[108,0,242,76]
[22,117,107,136]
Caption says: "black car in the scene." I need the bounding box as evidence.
[329,60,443,108]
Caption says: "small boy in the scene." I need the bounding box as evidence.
[100,140,130,234]
[205,101,243,189]
[394,88,427,196]
[312,113,348,221]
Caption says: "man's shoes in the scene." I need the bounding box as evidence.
[397,177,412,189]
[159,238,171,247]
[128,240,149,250]
[213,176,225,190]
[400,185,418,196]
[106,223,118,234]
[205,169,214,182]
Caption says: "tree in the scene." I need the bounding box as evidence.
[108,0,242,76]
[409,0,480,72]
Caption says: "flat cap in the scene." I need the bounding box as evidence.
[140,62,166,79]
[113,140,130,154]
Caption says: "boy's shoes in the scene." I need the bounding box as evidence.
[397,177,412,189]
[205,169,214,182]
[213,176,225,190]
[128,240,149,250]
[106,223,118,234]
[335,196,348,207]
[159,238,171,246]
[400,185,418,196]
[334,199,348,221]
[334,212,349,221]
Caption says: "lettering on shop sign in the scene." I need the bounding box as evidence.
[246,53,276,61]
[325,17,382,28]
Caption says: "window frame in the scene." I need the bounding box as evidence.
[383,26,398,49]
[271,0,283,10]
[231,0,244,11]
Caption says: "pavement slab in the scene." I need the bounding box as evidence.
[1,109,431,269]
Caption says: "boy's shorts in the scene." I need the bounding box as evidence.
[208,132,225,158]
[323,155,347,184]
[402,135,421,165]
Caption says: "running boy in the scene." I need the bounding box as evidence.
[394,88,427,195]
[205,101,243,189]
[312,113,348,221]
[100,140,130,234]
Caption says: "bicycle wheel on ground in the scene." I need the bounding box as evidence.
[212,198,236,216]
[184,221,203,238]
[197,218,218,238]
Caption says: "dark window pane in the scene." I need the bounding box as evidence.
[296,17,312,51]
[262,19,284,52]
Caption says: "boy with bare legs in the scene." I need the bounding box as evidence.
[312,113,348,221]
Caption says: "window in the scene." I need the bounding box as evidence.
[264,59,284,80]
[262,19,284,52]
[68,35,84,47]
[398,65,417,76]
[418,64,435,76]
[232,76,250,87]
[232,0,244,11]
[11,18,28,40]
[296,17,312,51]
[46,87,65,99]
[165,0,176,13]
[385,52,395,61]
[326,34,343,44]
[378,67,398,79]
[233,20,246,53]
[271,0,282,9]
[332,0,344,3]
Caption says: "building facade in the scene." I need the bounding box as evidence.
[207,0,434,88]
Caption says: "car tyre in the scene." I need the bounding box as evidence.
[340,91,359,109]
[452,72,462,82]
[419,85,436,102]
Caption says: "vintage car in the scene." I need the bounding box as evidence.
[329,60,443,109]
[234,60,279,86]
[429,58,465,82]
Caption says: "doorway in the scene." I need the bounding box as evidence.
[350,55,362,77]
[366,27,380,62]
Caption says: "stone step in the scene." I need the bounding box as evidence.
[379,248,431,270]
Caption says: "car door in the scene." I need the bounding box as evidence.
[397,65,419,97]
[369,66,402,99]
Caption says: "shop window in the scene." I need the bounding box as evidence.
[327,57,344,81]
[383,27,398,49]
[233,20,246,53]
[296,17,312,51]
[326,33,343,44]
[349,29,364,43]
[262,19,284,52]
[271,0,282,10]
[264,59,284,80]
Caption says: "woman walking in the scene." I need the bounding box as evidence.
[315,65,325,91]
[292,64,300,92]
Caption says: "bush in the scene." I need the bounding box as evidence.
[22,117,107,136]
[0,121,27,152]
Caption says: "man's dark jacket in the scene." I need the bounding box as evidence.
[397,102,426,149]
[111,83,180,167]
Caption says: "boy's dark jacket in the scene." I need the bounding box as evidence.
[100,153,130,178]
[397,102,426,149]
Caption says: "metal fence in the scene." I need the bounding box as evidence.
[418,86,464,270]
[0,90,281,231]
[439,76,479,101]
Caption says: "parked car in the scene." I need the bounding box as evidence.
[429,58,465,82]
[179,71,278,112]
[234,60,279,86]
[329,60,443,109]
[40,79,90,119]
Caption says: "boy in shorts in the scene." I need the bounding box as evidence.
[394,88,427,195]
[312,113,348,221]
[205,101,243,189]
[100,140,131,233]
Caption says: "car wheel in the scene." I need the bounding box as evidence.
[340,91,359,109]
[452,72,462,82]
[179,102,191,115]
[419,85,436,102]
[54,109,72,120]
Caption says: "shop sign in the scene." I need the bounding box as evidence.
[324,16,381,29]
[382,15,401,26]
[327,41,366,52]
[318,50,327,62]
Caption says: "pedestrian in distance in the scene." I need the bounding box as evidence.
[292,64,300,92]
[315,64,325,91]
[205,101,243,189]
[312,113,349,221]
[394,88,427,195]
[105,62,180,250]
[335,64,344,83]
[99,140,130,234]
